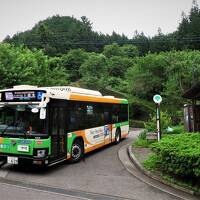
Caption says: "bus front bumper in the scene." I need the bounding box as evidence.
[0,154,49,166]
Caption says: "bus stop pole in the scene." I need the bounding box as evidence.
[156,103,161,141]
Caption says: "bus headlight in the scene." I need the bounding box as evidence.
[34,149,48,158]
[37,149,46,158]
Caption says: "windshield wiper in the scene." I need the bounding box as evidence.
[13,125,27,138]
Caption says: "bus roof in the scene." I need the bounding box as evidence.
[0,85,128,104]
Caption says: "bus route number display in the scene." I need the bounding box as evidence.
[3,91,44,102]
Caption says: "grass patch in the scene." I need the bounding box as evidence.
[133,130,156,148]
[133,138,155,148]
[134,139,150,148]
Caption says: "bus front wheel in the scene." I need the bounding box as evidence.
[70,139,84,163]
[115,128,121,144]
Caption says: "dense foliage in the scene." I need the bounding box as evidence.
[127,50,200,122]
[1,42,200,122]
[0,43,69,88]
[150,133,200,178]
[144,111,172,133]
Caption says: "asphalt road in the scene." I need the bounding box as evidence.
[0,182,85,200]
[0,129,186,200]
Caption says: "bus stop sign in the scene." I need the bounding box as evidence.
[153,94,162,104]
[153,94,162,141]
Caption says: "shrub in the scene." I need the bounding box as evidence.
[134,139,150,148]
[165,125,185,134]
[133,130,156,148]
[144,111,172,133]
[138,129,147,140]
[151,133,200,178]
[143,154,161,171]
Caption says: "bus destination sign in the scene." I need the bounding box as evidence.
[2,90,45,102]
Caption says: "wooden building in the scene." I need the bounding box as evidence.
[183,82,200,132]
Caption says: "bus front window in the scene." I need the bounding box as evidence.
[0,105,46,136]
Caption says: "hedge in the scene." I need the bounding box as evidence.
[129,119,145,128]
[151,133,200,178]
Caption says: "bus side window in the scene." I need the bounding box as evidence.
[104,104,111,124]
[86,105,93,115]
[84,103,104,128]
[68,102,86,131]
[85,104,95,127]
[119,104,128,122]
[104,111,110,124]
[112,104,119,123]
[112,114,118,123]
[68,102,77,131]
[77,103,86,130]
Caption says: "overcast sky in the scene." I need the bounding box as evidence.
[0,0,198,41]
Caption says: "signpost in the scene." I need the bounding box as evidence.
[153,95,162,141]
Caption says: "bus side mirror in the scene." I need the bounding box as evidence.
[40,108,46,119]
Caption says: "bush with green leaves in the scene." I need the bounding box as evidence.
[165,125,185,134]
[0,43,69,88]
[144,111,172,133]
[151,133,200,178]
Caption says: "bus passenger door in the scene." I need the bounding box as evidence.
[50,106,67,161]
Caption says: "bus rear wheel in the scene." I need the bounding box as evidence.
[70,139,84,163]
[115,128,121,144]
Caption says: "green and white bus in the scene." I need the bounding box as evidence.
[0,85,129,166]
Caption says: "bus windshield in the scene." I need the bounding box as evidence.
[0,105,46,136]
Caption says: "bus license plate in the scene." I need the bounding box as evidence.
[7,157,18,165]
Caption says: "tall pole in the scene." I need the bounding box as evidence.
[156,103,161,141]
[153,94,162,142]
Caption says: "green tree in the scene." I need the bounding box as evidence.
[61,49,89,82]
[132,31,150,55]
[120,44,139,58]
[0,43,69,88]
[127,53,167,100]
[149,29,175,53]
[176,0,200,49]
[107,56,133,78]
[79,54,107,89]
[103,43,122,58]
[4,15,131,55]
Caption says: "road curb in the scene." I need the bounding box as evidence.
[127,145,197,196]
